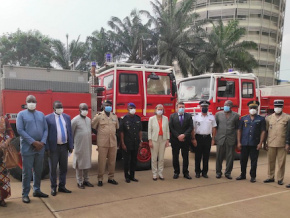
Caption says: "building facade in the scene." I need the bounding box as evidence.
[177,0,286,85]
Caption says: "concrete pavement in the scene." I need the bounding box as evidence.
[2,147,290,218]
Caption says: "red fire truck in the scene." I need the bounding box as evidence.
[178,71,290,158]
[0,63,177,180]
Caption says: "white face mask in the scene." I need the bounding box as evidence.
[27,103,36,110]
[129,108,136,115]
[249,109,257,115]
[274,107,282,114]
[156,110,163,115]
[55,108,64,115]
[81,110,88,116]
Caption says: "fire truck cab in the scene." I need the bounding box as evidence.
[92,62,177,169]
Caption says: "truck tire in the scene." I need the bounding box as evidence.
[136,132,151,171]
[9,137,50,181]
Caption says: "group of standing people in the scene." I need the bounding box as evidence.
[0,95,290,207]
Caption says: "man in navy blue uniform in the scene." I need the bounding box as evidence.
[236,101,266,183]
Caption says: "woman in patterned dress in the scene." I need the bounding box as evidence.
[0,115,15,207]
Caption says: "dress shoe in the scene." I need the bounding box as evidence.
[184,174,192,180]
[225,175,232,180]
[22,196,30,204]
[216,174,222,179]
[33,191,49,198]
[195,173,200,178]
[125,178,131,183]
[77,183,85,189]
[159,176,165,180]
[286,184,290,188]
[202,174,208,178]
[130,178,139,182]
[250,178,256,183]
[98,181,103,187]
[0,200,7,207]
[51,188,57,196]
[83,181,94,187]
[263,178,275,183]
[108,179,118,185]
[236,175,246,180]
[153,177,157,181]
[58,187,72,193]
[278,180,284,185]
[173,174,179,179]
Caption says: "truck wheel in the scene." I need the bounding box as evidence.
[9,137,50,181]
[234,148,241,160]
[136,132,151,171]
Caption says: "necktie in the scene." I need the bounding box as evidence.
[59,116,66,143]
[179,115,183,126]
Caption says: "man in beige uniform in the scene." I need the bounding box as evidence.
[264,100,290,185]
[92,100,119,187]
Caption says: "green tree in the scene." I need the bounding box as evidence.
[193,20,258,73]
[142,0,199,76]
[51,35,89,70]
[107,9,156,63]
[0,29,53,68]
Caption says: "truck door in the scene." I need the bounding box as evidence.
[115,71,143,117]
[216,78,239,113]
[146,73,175,119]
[240,79,256,116]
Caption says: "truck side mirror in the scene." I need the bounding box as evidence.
[169,73,177,96]
[96,87,105,92]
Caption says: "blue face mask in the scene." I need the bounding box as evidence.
[178,108,185,114]
[224,106,230,112]
[104,106,112,113]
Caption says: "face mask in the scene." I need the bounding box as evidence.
[55,108,63,115]
[178,108,185,114]
[274,107,282,114]
[104,106,112,113]
[81,110,88,116]
[202,107,208,113]
[129,108,136,115]
[249,109,257,115]
[156,110,163,115]
[224,106,230,112]
[27,103,36,110]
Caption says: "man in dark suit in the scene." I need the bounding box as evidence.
[46,101,73,196]
[169,102,193,179]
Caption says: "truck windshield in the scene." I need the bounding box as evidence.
[178,77,211,101]
[147,75,170,95]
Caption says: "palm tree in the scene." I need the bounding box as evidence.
[51,35,88,70]
[193,20,258,74]
[142,0,199,76]
[107,9,155,63]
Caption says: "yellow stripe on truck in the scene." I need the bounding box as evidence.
[116,109,175,113]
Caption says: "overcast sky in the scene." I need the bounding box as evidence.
[0,0,289,80]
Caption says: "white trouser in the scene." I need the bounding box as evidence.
[76,168,89,185]
[151,136,167,178]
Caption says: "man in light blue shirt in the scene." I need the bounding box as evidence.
[16,95,49,203]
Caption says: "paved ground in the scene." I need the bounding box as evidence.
[2,147,290,218]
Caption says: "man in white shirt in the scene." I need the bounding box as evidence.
[192,101,217,178]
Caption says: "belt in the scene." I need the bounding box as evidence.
[57,143,68,146]
[196,134,211,138]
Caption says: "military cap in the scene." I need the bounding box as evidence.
[128,102,136,108]
[199,100,210,106]
[274,99,284,106]
[103,99,112,105]
[247,100,260,107]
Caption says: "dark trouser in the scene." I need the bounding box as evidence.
[172,142,189,175]
[216,139,235,176]
[49,144,68,189]
[240,145,259,178]
[195,134,211,175]
[122,149,138,179]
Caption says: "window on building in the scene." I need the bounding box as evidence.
[103,75,113,90]
[217,80,235,98]
[119,74,139,94]
[242,82,254,98]
[264,15,271,20]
